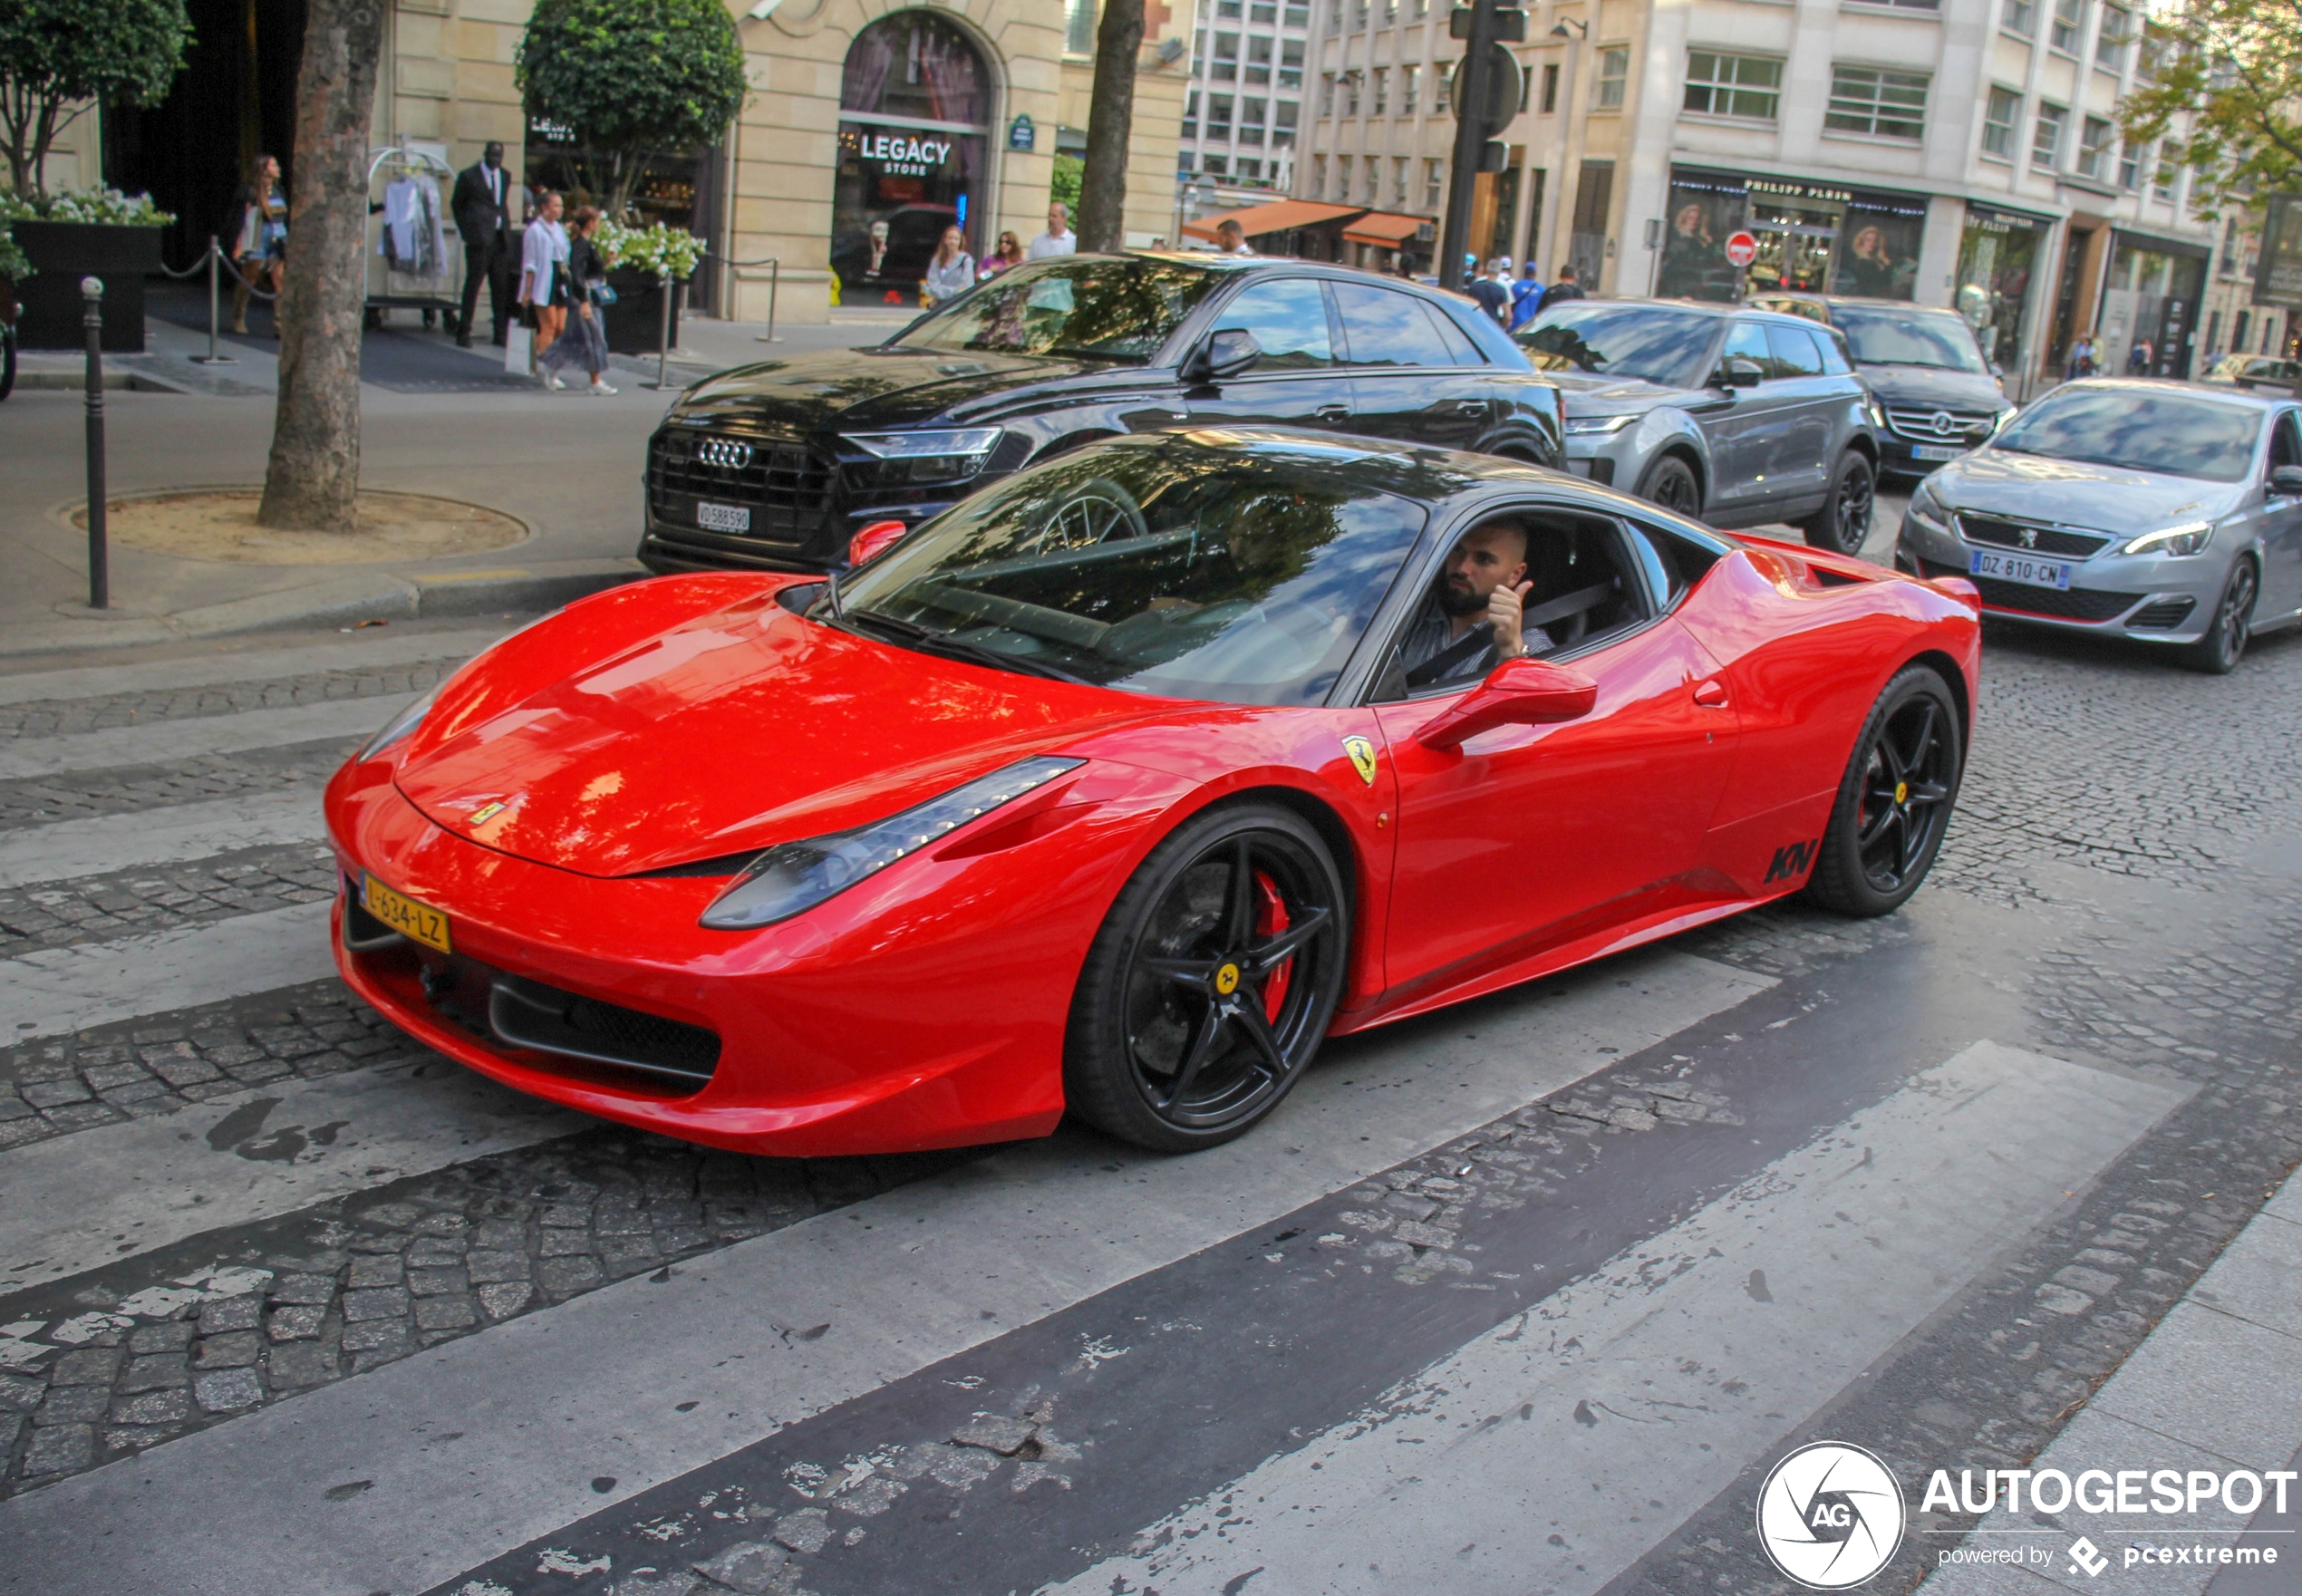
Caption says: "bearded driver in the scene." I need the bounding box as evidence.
[1398,519,1552,686]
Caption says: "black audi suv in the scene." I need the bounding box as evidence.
[639,252,1565,574]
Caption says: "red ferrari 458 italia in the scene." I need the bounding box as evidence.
[327,430,1979,1156]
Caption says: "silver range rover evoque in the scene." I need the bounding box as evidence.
[1894,379,2302,673]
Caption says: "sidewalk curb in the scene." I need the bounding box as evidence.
[0,557,646,659]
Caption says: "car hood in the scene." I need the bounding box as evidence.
[1930,449,2245,535]
[1856,363,2008,411]
[392,584,1167,878]
[1540,370,1707,414]
[669,345,1120,436]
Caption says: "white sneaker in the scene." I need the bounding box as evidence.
[590,381,618,396]
[543,372,566,391]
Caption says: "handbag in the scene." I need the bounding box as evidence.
[591,282,617,305]
[504,324,533,373]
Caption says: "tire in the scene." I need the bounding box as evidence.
[1064,802,1350,1152]
[1799,450,1876,556]
[2181,558,2257,675]
[0,324,15,402]
[1803,665,1961,917]
[1635,452,1703,517]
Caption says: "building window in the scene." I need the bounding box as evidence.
[1981,85,2020,157]
[1284,2,1309,24]
[1204,153,1228,175]
[1208,93,1234,137]
[1401,63,1419,112]
[1242,95,1268,140]
[1281,40,1304,90]
[1252,1,1275,21]
[1372,66,1388,115]
[1434,64,1449,111]
[2137,21,2167,77]
[2049,0,2083,54]
[1237,156,1262,179]
[1217,0,1241,14]
[2152,143,2179,200]
[1192,33,1206,75]
[1541,62,1560,113]
[1353,0,1368,29]
[1178,151,1196,174]
[1311,153,1326,197]
[1363,156,1379,203]
[2032,102,2065,168]
[1183,91,1200,139]
[2095,5,2129,68]
[1520,63,1533,115]
[1247,35,1272,83]
[1425,157,1443,208]
[1320,73,1335,115]
[1824,64,1929,140]
[1684,51,1783,121]
[1382,0,1398,23]
[1345,71,1359,114]
[1394,156,1408,204]
[2077,115,2112,177]
[2001,0,2034,33]
[2117,140,2139,188]
[1273,100,1298,145]
[1213,32,1238,79]
[1065,0,1097,54]
[1595,46,1629,110]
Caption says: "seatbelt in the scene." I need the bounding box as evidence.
[1401,581,1619,689]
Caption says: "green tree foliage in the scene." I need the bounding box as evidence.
[1051,152,1084,212]
[2118,0,2302,217]
[516,0,747,222]
[0,0,190,198]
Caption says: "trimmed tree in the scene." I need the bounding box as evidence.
[2117,1,2302,214]
[0,0,189,199]
[517,0,747,222]
[256,0,386,533]
[1077,0,1146,252]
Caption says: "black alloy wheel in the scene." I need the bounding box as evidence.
[1637,453,1703,517]
[1064,803,1349,1152]
[1804,666,1961,916]
[2182,558,2257,675]
[1801,450,1875,556]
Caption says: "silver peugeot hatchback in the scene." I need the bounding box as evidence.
[1894,379,2302,672]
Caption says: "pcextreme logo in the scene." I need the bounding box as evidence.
[1756,1442,1909,1590]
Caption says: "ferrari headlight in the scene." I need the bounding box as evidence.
[1563,412,1638,436]
[699,756,1083,930]
[2123,519,2215,556]
[360,686,440,761]
[843,429,1003,486]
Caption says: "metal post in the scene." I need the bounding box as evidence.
[192,238,236,364]
[644,273,675,389]
[762,259,780,343]
[81,277,108,611]
[1438,0,1503,292]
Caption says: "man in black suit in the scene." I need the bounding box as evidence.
[452,141,514,347]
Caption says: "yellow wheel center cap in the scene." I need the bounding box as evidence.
[1214,962,1242,995]
[1894,780,1910,806]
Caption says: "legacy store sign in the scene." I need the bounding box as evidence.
[856,131,954,177]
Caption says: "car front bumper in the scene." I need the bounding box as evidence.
[1895,509,2226,645]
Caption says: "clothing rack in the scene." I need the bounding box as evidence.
[363,146,461,329]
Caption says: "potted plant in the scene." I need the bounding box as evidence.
[0,0,190,350]
[595,218,705,356]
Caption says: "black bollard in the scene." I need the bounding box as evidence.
[82,276,107,611]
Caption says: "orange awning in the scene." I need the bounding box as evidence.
[1181,199,1365,240]
[1341,211,1435,247]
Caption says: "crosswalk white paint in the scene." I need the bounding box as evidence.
[1,898,338,1043]
[0,947,1773,1596]
[0,625,506,709]
[0,787,326,889]
[0,1056,589,1291]
[1041,1040,2191,1596]
[0,692,413,779]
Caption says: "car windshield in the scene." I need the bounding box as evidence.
[1991,390,2262,482]
[1830,305,1988,373]
[830,439,1428,705]
[888,257,1219,363]
[1516,304,1717,388]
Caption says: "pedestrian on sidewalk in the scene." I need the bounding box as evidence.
[1509,261,1544,331]
[1027,202,1076,260]
[1466,261,1510,324]
[517,190,570,367]
[1535,264,1585,314]
[451,140,515,348]
[977,231,1025,280]
[537,206,617,395]
[924,226,975,304]
[231,153,287,335]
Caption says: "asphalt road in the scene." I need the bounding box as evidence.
[0,514,2297,1596]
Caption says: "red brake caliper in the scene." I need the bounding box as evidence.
[1254,872,1291,1020]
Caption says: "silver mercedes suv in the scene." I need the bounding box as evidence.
[1516,298,1882,553]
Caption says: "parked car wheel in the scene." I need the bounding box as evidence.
[1804,666,1961,917]
[2182,558,2258,675]
[1635,452,1702,517]
[1063,803,1349,1152]
[1800,450,1876,556]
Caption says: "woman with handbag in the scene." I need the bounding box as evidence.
[232,153,287,335]
[517,190,571,368]
[537,206,617,394]
[924,226,975,304]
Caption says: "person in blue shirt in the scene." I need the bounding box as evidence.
[1508,262,1545,330]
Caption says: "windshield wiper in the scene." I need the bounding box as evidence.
[842,610,1090,685]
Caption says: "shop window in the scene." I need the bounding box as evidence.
[2095,5,2130,68]
[1243,96,1268,140]
[1282,41,1304,90]
[2001,0,2034,34]
[1833,199,1926,297]
[1273,101,1298,146]
[830,11,991,303]
[1248,35,1272,83]
[1208,94,1234,137]
[1214,33,1239,80]
[2077,116,2112,178]
[1596,47,1629,110]
[1957,209,2045,368]
[1684,52,1783,122]
[1065,0,1097,55]
[2049,0,2084,54]
[1825,65,1929,140]
[2032,102,2066,168]
[1184,91,1200,139]
[1402,63,1419,112]
[1981,86,2021,158]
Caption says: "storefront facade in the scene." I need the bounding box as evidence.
[1658,167,1931,303]
[2094,232,2210,379]
[1953,205,2054,372]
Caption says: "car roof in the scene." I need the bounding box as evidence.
[1580,297,1822,331]
[2047,377,2290,411]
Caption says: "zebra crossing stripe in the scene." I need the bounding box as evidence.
[0,626,509,709]
[0,693,415,780]
[0,788,326,889]
[1,899,339,1043]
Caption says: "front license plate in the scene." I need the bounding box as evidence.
[1910,444,1963,462]
[696,501,751,533]
[361,874,452,954]
[1970,549,2074,590]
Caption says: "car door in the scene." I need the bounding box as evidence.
[1701,319,1790,511]
[1368,505,1739,1002]
[1762,321,1840,507]
[2261,409,2302,622]
[1330,279,1492,451]
[1183,276,1354,432]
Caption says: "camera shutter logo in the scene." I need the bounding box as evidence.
[1755,1442,1907,1589]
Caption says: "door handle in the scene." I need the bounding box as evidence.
[1692,678,1730,708]
[1314,404,1350,422]
[1456,400,1488,415]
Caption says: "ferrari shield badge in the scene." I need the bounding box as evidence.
[469,801,508,825]
[1341,735,1378,787]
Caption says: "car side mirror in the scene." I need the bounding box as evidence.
[2271,465,2302,498]
[1194,327,1262,381]
[1416,657,1599,750]
[847,518,908,567]
[1721,357,1765,390]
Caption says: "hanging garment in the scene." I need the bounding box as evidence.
[382,178,420,266]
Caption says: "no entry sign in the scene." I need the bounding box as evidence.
[1725,230,1758,268]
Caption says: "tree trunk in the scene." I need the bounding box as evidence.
[1077,0,1146,253]
[256,0,385,533]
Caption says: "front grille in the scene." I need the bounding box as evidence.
[648,428,832,549]
[2129,596,2197,630]
[1956,515,2113,559]
[1918,558,2142,621]
[1885,406,1999,444]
